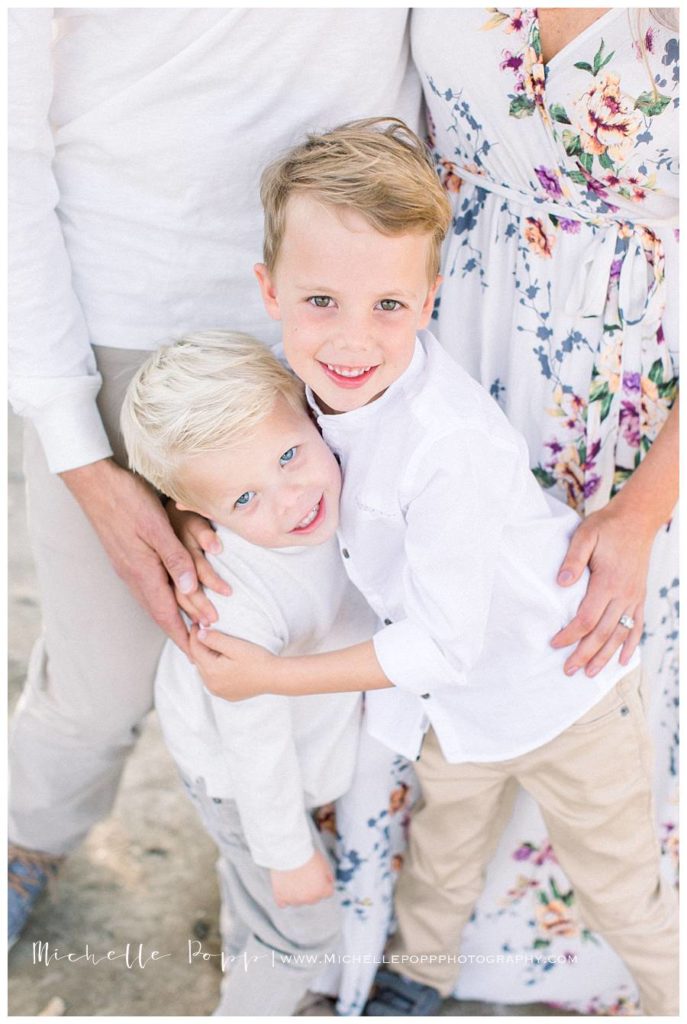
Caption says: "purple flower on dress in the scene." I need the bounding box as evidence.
[513,843,533,861]
[500,49,524,73]
[559,218,581,234]
[585,176,609,200]
[645,27,654,53]
[610,257,623,281]
[620,400,641,447]
[623,371,641,393]
[546,439,564,455]
[583,475,602,499]
[535,165,563,198]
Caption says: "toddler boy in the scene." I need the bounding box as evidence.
[120,330,375,1016]
[192,120,678,1016]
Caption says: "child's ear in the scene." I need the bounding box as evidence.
[418,274,442,329]
[254,263,281,320]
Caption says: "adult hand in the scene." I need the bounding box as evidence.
[270,850,334,909]
[188,624,275,700]
[550,505,654,676]
[166,503,231,627]
[60,457,201,656]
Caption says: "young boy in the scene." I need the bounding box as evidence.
[191,120,678,1016]
[120,330,376,1016]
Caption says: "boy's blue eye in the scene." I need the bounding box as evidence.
[309,296,333,308]
[279,447,297,466]
[378,299,402,312]
[235,491,256,508]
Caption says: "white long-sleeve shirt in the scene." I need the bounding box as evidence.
[8,8,420,472]
[308,331,638,764]
[155,525,376,872]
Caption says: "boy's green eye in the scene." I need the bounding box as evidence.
[235,490,256,508]
[310,296,332,308]
[280,447,297,465]
[379,299,401,311]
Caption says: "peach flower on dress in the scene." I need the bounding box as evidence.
[573,72,643,164]
[524,216,556,258]
[535,898,580,938]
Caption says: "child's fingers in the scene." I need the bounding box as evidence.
[196,558,231,598]
[189,624,222,662]
[196,627,242,657]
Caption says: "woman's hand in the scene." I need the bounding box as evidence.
[189,625,276,700]
[166,503,231,626]
[551,505,655,676]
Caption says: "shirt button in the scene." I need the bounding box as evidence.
[212,797,222,804]
[620,705,630,717]
[420,693,431,700]
[384,618,392,626]
[341,548,350,559]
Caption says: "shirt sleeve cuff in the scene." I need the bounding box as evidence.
[373,620,467,697]
[32,391,113,474]
[245,823,315,872]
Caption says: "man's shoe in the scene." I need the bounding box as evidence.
[364,969,442,1015]
[8,844,64,949]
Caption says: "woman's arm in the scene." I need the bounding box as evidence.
[552,397,678,675]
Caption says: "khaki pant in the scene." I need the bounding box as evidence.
[388,670,678,1016]
[9,347,166,854]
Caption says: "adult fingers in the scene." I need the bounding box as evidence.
[551,582,610,650]
[562,599,626,675]
[619,608,644,667]
[556,518,598,587]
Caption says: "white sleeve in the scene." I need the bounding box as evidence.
[205,574,315,871]
[8,10,112,473]
[373,430,524,694]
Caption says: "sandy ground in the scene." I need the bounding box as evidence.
[7,412,576,1017]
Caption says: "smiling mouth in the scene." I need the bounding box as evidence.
[291,496,325,533]
[319,362,379,387]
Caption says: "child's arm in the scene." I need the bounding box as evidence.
[200,572,332,900]
[190,626,390,700]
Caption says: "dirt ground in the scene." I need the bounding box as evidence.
[7,412,576,1018]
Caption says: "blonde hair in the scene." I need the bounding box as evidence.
[260,117,452,281]
[121,330,305,504]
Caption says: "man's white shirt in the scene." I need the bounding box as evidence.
[308,331,639,764]
[8,8,419,472]
[155,527,376,872]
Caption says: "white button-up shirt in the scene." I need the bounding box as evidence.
[155,526,375,871]
[308,331,637,763]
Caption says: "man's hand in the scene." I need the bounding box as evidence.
[270,850,334,908]
[188,624,275,699]
[60,458,201,656]
[166,504,231,627]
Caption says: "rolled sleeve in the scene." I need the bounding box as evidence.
[373,619,466,696]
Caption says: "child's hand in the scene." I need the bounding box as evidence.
[188,624,275,699]
[166,504,231,626]
[270,850,334,908]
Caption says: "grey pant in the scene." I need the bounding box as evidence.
[183,777,341,1016]
[9,346,166,854]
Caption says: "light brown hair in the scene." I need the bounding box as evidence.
[260,117,452,281]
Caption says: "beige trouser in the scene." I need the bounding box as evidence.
[388,670,678,1016]
[9,346,166,855]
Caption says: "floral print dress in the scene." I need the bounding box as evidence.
[402,7,679,1014]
